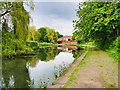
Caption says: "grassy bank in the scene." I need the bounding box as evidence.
[2,41,54,58]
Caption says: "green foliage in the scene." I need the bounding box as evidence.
[2,32,33,57]
[27,26,41,42]
[1,2,34,57]
[26,41,38,49]
[108,84,115,88]
[73,2,120,46]
[56,32,63,38]
[26,80,34,88]
[39,42,53,46]
[37,27,58,43]
[107,36,120,59]
[2,19,9,33]
[72,30,84,43]
[11,2,30,41]
[44,27,58,44]
[37,27,47,42]
[1,2,34,41]
[37,75,51,88]
[73,2,120,59]
[85,42,95,45]
[54,62,68,79]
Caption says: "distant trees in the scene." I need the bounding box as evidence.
[27,26,58,43]
[44,27,58,43]
[27,26,40,42]
[56,32,63,38]
[37,27,47,42]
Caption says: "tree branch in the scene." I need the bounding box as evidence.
[0,10,11,17]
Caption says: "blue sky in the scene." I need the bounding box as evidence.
[27,2,80,35]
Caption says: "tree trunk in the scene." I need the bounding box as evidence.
[116,28,120,36]
[116,29,119,36]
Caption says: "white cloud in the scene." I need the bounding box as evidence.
[50,17,74,35]
[30,13,74,36]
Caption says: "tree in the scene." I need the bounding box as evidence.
[11,2,30,40]
[37,27,47,42]
[1,2,34,41]
[27,26,40,42]
[73,2,120,48]
[1,2,35,57]
[44,27,58,43]
[56,32,63,38]
[72,30,84,43]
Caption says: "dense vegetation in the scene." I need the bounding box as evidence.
[56,32,63,38]
[37,27,58,43]
[1,2,62,58]
[73,2,120,59]
[1,2,34,57]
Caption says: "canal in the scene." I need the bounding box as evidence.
[2,45,85,88]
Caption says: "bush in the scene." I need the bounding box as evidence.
[85,42,95,45]
[2,33,33,57]
[107,36,120,59]
[39,42,53,46]
[26,41,38,49]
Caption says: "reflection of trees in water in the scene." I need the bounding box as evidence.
[28,46,61,68]
[72,46,84,58]
[2,58,30,88]
[28,56,40,68]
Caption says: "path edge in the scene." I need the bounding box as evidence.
[48,46,89,88]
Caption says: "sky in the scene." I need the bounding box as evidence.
[26,2,80,36]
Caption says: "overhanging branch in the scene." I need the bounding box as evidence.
[0,10,11,17]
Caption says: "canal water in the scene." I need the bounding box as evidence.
[2,45,85,88]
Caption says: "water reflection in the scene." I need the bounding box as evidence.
[2,58,30,88]
[2,45,84,88]
[57,45,78,53]
[27,46,60,68]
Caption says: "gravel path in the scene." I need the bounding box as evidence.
[49,46,118,88]
[65,46,118,88]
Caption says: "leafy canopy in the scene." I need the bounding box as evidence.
[73,2,120,48]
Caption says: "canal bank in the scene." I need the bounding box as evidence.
[64,46,118,88]
[49,46,118,88]
[49,46,88,88]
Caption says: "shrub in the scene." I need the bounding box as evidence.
[2,33,34,57]
[26,41,38,49]
[39,42,53,46]
[85,42,95,45]
[107,36,120,59]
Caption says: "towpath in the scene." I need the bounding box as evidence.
[49,46,118,88]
